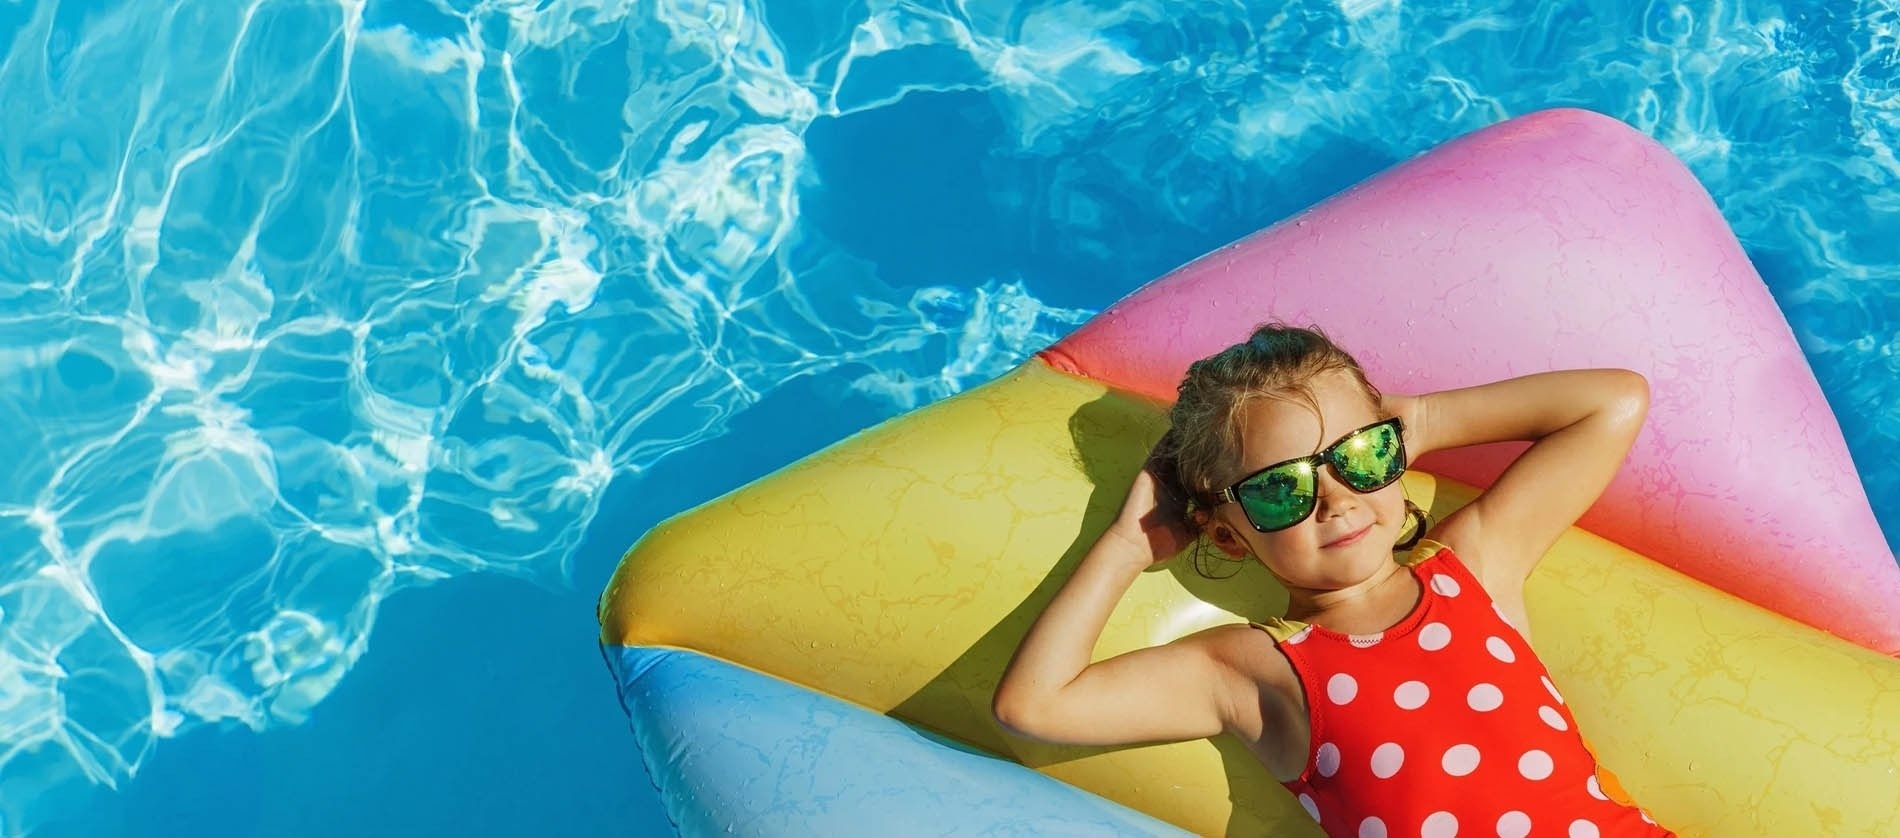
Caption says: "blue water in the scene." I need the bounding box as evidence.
[1,0,1893,835]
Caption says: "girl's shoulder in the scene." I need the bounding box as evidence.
[1197,624,1309,781]
[1413,538,1537,641]
[1407,538,1478,581]
[1415,526,1527,591]
[1205,623,1300,692]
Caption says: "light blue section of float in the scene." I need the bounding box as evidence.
[603,645,1192,837]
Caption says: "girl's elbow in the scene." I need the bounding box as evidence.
[991,686,1038,736]
[1596,368,1641,427]
[994,682,1082,743]
[1607,369,1649,426]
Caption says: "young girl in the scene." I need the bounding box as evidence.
[993,324,1670,837]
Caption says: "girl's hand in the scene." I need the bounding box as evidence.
[1102,462,1197,568]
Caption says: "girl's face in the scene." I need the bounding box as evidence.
[1205,371,1408,590]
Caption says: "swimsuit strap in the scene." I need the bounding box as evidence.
[1401,537,1451,568]
[1248,617,1310,643]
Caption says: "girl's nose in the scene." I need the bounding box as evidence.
[1313,465,1359,519]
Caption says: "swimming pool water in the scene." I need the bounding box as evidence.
[1,0,1894,834]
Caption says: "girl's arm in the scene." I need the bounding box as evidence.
[1384,369,1649,586]
[991,467,1237,746]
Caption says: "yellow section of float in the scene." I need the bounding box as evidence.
[599,361,1900,836]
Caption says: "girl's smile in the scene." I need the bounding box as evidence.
[1321,522,1373,549]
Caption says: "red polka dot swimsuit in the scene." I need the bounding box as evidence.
[1251,541,1672,838]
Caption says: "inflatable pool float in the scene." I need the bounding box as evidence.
[598,109,1900,836]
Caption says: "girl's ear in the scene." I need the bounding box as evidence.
[1201,512,1253,559]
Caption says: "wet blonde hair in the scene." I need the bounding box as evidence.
[1153,323,1384,524]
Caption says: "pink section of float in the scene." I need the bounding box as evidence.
[1040,108,1900,655]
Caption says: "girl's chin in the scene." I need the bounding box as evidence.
[1286,550,1393,588]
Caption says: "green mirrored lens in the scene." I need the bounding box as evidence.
[1237,461,1316,531]
[1331,421,1404,491]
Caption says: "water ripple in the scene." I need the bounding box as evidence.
[0,0,1089,829]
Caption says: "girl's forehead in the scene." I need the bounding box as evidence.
[1234,377,1379,468]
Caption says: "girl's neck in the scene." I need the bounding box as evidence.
[1282,559,1421,635]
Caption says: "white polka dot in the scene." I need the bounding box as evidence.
[1298,793,1320,822]
[1441,744,1480,776]
[1422,811,1458,838]
[1349,632,1383,648]
[1542,675,1565,704]
[1370,742,1404,778]
[1486,636,1516,663]
[1328,673,1359,705]
[1519,749,1554,780]
[1394,680,1430,710]
[1569,820,1600,838]
[1467,683,1503,712]
[1492,602,1519,629]
[1286,626,1314,644]
[1540,705,1568,731]
[1431,574,1461,597]
[1495,811,1531,838]
[1359,816,1388,838]
[1317,742,1341,777]
[1586,775,1607,800]
[1641,811,1655,825]
[1418,622,1452,651]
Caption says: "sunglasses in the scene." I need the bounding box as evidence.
[1212,418,1407,533]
